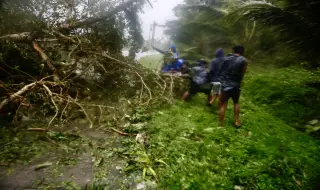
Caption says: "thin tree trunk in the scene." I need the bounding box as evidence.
[65,0,74,24]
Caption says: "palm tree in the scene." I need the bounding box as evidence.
[229,0,320,66]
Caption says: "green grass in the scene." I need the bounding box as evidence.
[148,96,320,189]
[145,63,320,189]
[139,54,163,70]
[243,64,320,129]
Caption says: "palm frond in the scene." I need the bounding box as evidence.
[228,2,320,60]
[182,5,227,19]
[181,21,227,35]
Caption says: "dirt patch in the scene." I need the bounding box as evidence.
[0,126,146,189]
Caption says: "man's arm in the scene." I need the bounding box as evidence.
[153,46,167,55]
[243,60,248,74]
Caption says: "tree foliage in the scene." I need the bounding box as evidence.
[165,0,319,67]
[0,0,175,124]
[229,0,320,66]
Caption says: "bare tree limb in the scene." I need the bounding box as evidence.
[0,80,57,114]
[0,82,37,112]
[0,32,34,41]
[135,71,152,106]
[42,84,59,127]
[32,42,60,81]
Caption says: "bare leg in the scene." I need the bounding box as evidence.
[219,102,228,127]
[182,91,190,101]
[234,103,241,126]
[209,94,218,104]
[207,93,212,104]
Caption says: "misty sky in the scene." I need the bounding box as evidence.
[139,0,184,40]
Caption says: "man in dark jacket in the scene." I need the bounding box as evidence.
[208,48,224,105]
[218,45,247,127]
[182,59,212,103]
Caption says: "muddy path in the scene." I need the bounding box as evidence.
[0,116,155,190]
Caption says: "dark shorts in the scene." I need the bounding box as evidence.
[220,87,241,104]
[189,81,212,95]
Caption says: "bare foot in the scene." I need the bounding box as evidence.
[234,122,241,128]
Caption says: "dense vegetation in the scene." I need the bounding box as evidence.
[163,0,320,131]
[144,0,320,189]
[0,0,319,189]
[145,64,320,189]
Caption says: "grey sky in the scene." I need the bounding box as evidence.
[139,0,184,40]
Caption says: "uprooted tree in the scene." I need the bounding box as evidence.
[0,0,186,126]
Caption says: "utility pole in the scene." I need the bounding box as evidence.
[151,21,166,47]
[151,21,156,47]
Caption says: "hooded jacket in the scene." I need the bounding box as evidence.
[218,54,246,89]
[191,60,208,85]
[209,48,225,82]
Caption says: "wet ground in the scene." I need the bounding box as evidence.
[0,118,155,190]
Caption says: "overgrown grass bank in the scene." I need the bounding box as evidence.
[148,96,320,189]
[243,65,320,130]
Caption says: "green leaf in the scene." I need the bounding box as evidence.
[143,167,147,179]
[135,157,150,163]
[148,167,157,177]
[155,159,168,166]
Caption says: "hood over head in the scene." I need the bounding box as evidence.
[215,48,224,58]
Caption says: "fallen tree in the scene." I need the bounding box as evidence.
[0,0,189,128]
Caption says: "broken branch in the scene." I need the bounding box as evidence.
[32,42,60,81]
[0,81,58,115]
[42,84,59,127]
[27,128,49,132]
[111,127,136,136]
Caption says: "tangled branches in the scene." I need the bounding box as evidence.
[0,33,183,128]
[0,0,188,128]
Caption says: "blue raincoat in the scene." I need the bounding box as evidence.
[153,45,183,72]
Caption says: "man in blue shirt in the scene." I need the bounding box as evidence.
[218,45,247,128]
[182,59,212,103]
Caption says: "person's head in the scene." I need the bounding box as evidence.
[169,45,177,53]
[232,45,245,56]
[215,48,224,58]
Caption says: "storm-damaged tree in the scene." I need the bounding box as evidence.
[0,0,158,123]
